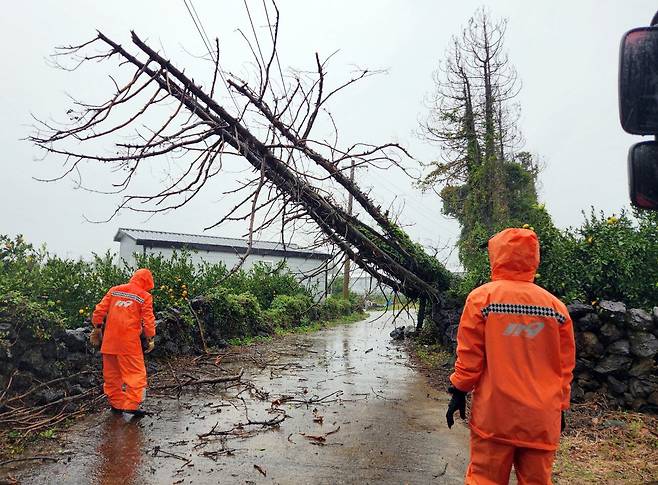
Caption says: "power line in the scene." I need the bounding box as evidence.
[182,0,242,114]
[189,0,215,61]
[182,0,214,61]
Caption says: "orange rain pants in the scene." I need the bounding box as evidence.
[466,432,555,485]
[102,353,147,411]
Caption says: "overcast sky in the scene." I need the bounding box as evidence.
[1,0,655,269]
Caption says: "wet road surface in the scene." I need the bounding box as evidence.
[9,312,469,484]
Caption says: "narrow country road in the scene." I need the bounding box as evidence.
[10,312,470,484]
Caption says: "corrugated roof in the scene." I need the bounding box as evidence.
[114,228,331,259]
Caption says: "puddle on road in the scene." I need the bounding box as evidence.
[7,313,469,484]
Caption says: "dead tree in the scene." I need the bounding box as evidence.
[30,5,451,330]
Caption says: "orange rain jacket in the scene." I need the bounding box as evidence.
[92,268,156,356]
[450,228,575,450]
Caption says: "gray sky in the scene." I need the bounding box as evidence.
[1,0,655,270]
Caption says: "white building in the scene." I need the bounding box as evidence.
[114,228,332,297]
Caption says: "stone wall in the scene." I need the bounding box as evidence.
[0,295,265,407]
[0,308,191,407]
[568,301,658,411]
[0,324,101,405]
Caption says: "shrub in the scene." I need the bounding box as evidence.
[455,207,658,308]
[134,250,202,312]
[0,235,128,327]
[319,296,352,320]
[0,291,64,341]
[200,288,263,340]
[348,293,366,313]
[242,262,310,310]
[266,294,314,328]
[0,234,360,340]
[537,208,658,308]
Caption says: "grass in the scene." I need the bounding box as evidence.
[227,334,273,346]
[2,426,59,460]
[553,403,658,484]
[413,343,453,369]
[228,312,368,346]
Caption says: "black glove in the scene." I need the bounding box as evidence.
[561,411,566,433]
[446,386,467,429]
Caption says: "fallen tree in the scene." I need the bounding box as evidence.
[30,4,451,330]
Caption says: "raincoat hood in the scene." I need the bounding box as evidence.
[488,228,539,282]
[130,268,154,291]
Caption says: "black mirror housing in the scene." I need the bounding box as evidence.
[619,27,658,135]
[628,141,658,210]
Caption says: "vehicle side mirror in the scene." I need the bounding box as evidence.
[619,27,658,134]
[628,141,658,210]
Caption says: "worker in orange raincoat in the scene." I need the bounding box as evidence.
[446,228,575,484]
[90,268,156,417]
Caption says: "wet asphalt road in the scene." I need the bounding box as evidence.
[8,312,469,484]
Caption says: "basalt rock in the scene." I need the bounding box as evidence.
[567,302,594,320]
[59,328,90,353]
[607,376,628,395]
[629,332,658,358]
[389,326,405,340]
[574,312,600,332]
[607,339,630,355]
[600,322,624,342]
[626,309,654,331]
[577,332,604,358]
[594,354,632,375]
[629,358,656,377]
[598,300,627,322]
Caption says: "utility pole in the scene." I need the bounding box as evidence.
[342,160,355,299]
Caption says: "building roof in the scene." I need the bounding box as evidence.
[114,228,331,260]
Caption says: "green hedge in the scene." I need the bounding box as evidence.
[319,295,352,320]
[201,287,264,339]
[454,207,658,308]
[265,294,313,328]
[0,291,64,341]
[0,235,313,329]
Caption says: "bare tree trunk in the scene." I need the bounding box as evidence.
[416,297,427,332]
[342,160,355,299]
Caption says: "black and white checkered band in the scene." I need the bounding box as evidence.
[111,290,145,304]
[481,303,566,324]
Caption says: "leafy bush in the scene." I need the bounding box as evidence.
[455,207,658,308]
[0,235,127,327]
[239,262,310,310]
[348,293,366,313]
[319,295,352,320]
[265,294,314,328]
[200,288,264,339]
[535,208,658,308]
[0,234,362,342]
[134,250,203,311]
[0,291,64,341]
